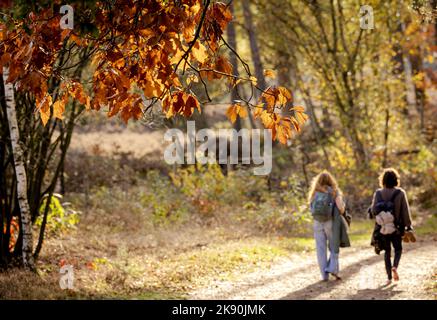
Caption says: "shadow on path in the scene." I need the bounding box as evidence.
[199,259,314,299]
[203,245,383,299]
[280,245,422,300]
[346,284,403,300]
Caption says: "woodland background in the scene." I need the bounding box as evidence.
[0,0,436,299]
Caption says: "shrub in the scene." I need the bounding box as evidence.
[35,194,81,236]
[140,170,192,226]
[247,174,311,235]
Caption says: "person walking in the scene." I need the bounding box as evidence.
[370,168,413,285]
[309,170,350,281]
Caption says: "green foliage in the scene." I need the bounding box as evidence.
[169,164,265,216]
[251,202,311,235]
[168,164,310,233]
[118,165,310,234]
[398,146,436,176]
[244,174,311,235]
[140,171,192,226]
[170,163,225,216]
[35,194,80,236]
[416,214,437,236]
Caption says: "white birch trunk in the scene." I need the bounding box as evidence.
[3,67,34,269]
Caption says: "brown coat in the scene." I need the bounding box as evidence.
[371,187,412,228]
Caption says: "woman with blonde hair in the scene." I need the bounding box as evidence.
[308,170,350,281]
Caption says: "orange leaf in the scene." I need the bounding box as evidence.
[260,110,275,129]
[276,124,290,144]
[253,105,263,119]
[264,69,276,79]
[226,104,238,123]
[61,29,71,41]
[215,56,233,75]
[37,94,52,126]
[291,106,305,113]
[185,94,200,117]
[40,108,50,126]
[277,86,292,105]
[290,117,301,132]
[52,99,65,120]
[70,34,82,46]
[260,88,277,112]
[238,105,248,118]
[295,111,309,124]
[191,41,208,64]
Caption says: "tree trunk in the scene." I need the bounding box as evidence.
[434,0,437,45]
[3,67,34,270]
[321,105,333,133]
[277,53,294,118]
[242,0,267,95]
[409,45,426,130]
[227,2,242,131]
[382,108,390,168]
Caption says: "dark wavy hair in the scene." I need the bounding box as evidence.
[379,168,400,188]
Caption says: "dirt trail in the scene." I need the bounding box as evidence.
[190,238,437,300]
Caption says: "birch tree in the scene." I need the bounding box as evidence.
[2,67,34,269]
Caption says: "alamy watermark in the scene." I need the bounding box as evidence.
[163,121,273,175]
[358,264,378,290]
[59,264,74,289]
[60,4,74,30]
[360,5,374,30]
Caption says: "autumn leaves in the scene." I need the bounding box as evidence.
[163,91,201,118]
[227,82,308,144]
[38,82,90,125]
[226,103,248,124]
[0,0,308,144]
[0,7,90,126]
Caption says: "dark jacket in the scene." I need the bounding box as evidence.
[369,187,412,254]
[370,187,412,230]
[332,206,351,254]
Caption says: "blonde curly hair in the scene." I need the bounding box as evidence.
[308,170,343,204]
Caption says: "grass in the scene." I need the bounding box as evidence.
[0,269,77,299]
[71,236,307,299]
[346,213,437,242]
[415,214,437,236]
[348,219,374,244]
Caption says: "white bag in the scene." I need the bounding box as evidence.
[375,211,396,235]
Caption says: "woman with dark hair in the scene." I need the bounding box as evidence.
[370,168,413,285]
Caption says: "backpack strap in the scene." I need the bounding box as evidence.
[375,190,383,203]
[331,191,336,218]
